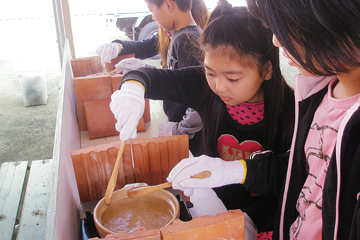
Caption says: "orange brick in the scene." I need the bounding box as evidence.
[106,54,136,73]
[71,54,137,132]
[73,75,113,131]
[111,74,123,92]
[88,210,244,240]
[71,136,189,202]
[84,99,146,139]
[160,210,245,240]
[71,56,103,78]
[143,98,151,122]
[90,227,161,240]
[84,98,118,139]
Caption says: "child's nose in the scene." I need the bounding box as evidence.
[215,78,227,93]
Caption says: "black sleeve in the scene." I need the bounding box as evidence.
[120,66,206,110]
[241,151,289,231]
[172,33,203,68]
[349,197,360,240]
[112,34,158,59]
[244,150,290,196]
[246,193,280,232]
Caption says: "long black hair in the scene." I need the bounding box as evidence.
[246,0,360,75]
[199,1,295,156]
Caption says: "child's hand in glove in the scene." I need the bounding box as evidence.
[110,81,145,141]
[167,155,246,190]
[115,57,156,74]
[96,43,121,65]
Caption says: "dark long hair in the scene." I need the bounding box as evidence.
[246,0,360,75]
[199,1,295,156]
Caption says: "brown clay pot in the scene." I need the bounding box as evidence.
[93,184,179,238]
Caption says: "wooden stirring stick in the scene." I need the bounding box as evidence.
[127,171,211,199]
[107,67,122,75]
[104,141,126,205]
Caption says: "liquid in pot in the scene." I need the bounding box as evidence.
[101,195,174,233]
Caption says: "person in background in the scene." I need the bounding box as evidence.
[97,0,209,156]
[245,0,360,239]
[109,2,295,239]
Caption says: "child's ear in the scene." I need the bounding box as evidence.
[263,61,273,80]
[164,0,175,12]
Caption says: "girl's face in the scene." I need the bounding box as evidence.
[146,0,175,33]
[204,47,272,106]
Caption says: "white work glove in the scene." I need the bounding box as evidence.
[158,121,176,137]
[115,57,156,74]
[244,213,258,240]
[167,155,245,191]
[96,42,120,65]
[110,81,145,141]
[189,188,227,217]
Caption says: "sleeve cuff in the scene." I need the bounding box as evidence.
[239,160,247,184]
[122,80,145,92]
[115,43,123,54]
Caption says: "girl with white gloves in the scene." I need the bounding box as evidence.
[110,2,295,239]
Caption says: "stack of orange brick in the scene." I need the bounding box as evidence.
[71,136,189,202]
[70,55,150,139]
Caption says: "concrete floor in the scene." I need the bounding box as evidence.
[0,14,123,164]
[0,60,60,162]
[0,14,298,165]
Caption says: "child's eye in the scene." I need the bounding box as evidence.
[227,78,238,82]
[206,72,215,77]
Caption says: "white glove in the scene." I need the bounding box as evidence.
[173,108,202,139]
[109,81,145,141]
[158,121,176,137]
[115,57,156,74]
[167,155,245,190]
[189,188,227,217]
[244,213,258,240]
[96,42,120,65]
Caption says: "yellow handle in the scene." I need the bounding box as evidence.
[104,141,126,205]
[107,67,122,75]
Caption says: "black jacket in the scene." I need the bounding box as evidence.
[249,74,360,240]
[121,66,295,232]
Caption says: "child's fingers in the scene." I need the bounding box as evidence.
[167,157,199,182]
